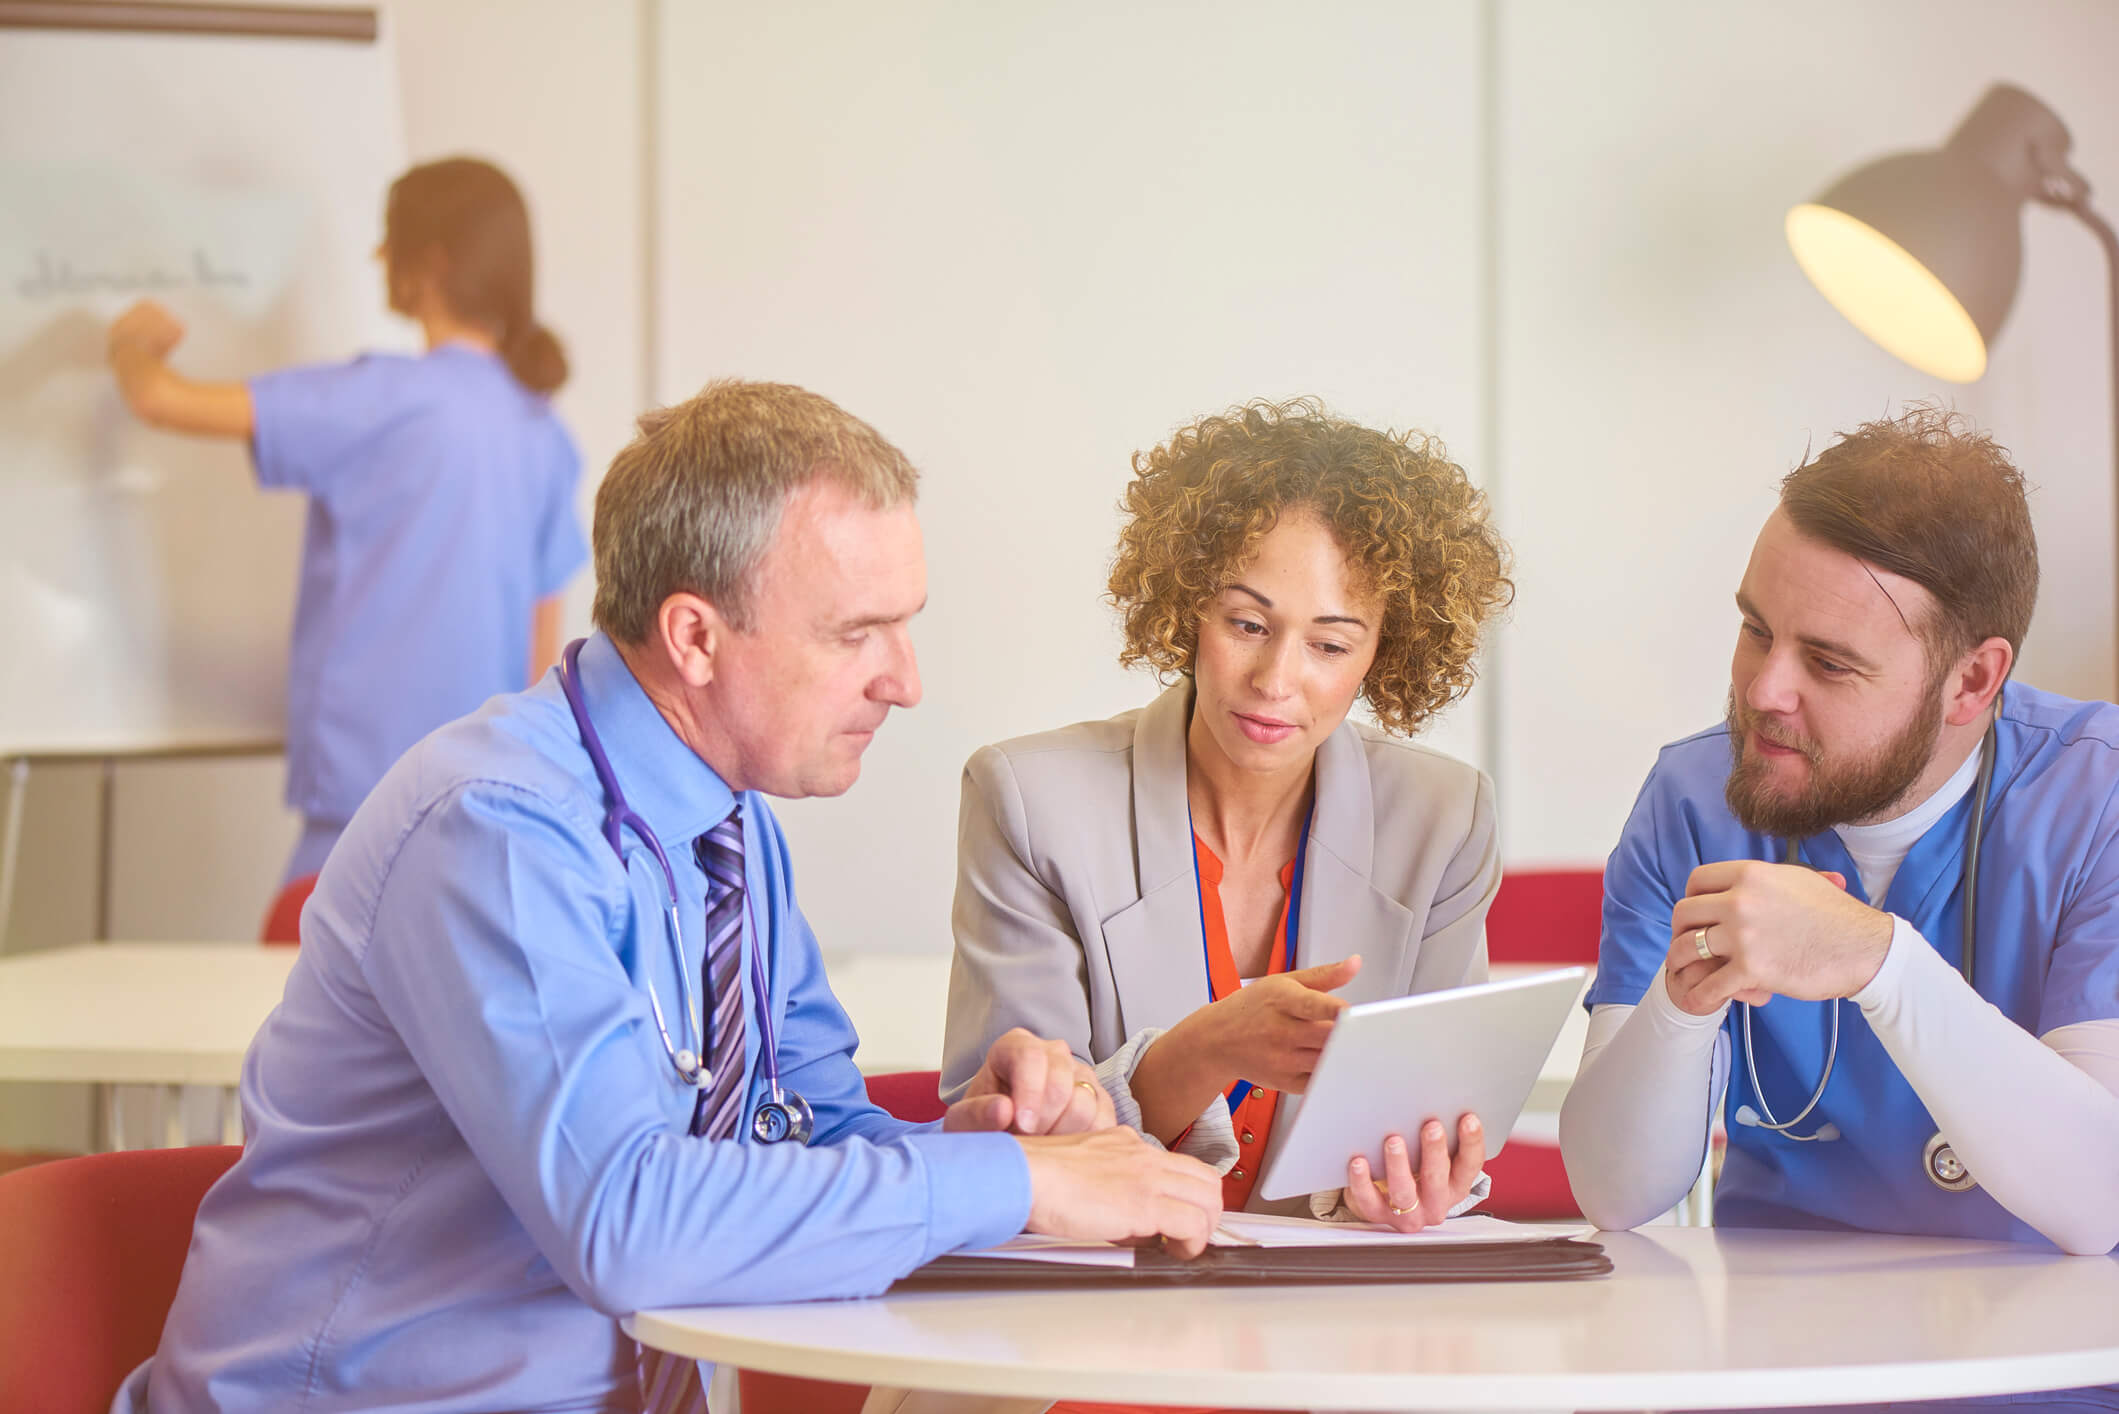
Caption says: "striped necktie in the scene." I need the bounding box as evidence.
[637,808,749,1414]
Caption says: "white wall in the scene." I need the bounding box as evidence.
[1494,0,2119,864]
[655,0,1492,957]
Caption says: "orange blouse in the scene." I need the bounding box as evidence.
[1192,834,1296,1214]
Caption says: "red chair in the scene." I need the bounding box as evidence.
[0,1145,241,1414]
[737,1071,945,1414]
[259,873,319,945]
[1481,868,1604,1220]
[1484,868,1605,966]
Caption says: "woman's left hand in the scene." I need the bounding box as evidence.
[1342,1112,1484,1232]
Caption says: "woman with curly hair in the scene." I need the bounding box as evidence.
[941,397,1514,1254]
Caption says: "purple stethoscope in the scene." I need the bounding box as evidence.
[558,639,813,1145]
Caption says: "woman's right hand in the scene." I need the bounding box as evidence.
[108,298,186,366]
[1186,954,1362,1093]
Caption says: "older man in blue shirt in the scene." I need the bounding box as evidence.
[119,380,1222,1414]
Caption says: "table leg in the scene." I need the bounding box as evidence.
[1676,1145,1716,1227]
[0,757,29,950]
[102,1083,124,1152]
[95,755,116,940]
[164,1085,185,1148]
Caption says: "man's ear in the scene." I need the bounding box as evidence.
[656,593,728,690]
[1944,635,2014,727]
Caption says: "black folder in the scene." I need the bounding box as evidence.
[895,1237,1610,1290]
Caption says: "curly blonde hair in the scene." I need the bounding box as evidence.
[1108,398,1512,734]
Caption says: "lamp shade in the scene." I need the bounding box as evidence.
[1787,85,2074,383]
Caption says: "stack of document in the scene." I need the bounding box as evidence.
[898,1213,1609,1288]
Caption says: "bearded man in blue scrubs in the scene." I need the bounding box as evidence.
[117,380,1223,1414]
[1561,407,2119,1290]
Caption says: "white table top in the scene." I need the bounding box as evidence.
[0,941,296,1086]
[631,1226,2119,1410]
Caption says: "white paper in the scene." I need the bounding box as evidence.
[1208,1212,1592,1248]
[958,1214,1587,1269]
[956,1234,1137,1268]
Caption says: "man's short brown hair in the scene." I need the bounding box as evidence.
[1779,404,2039,662]
[591,380,919,642]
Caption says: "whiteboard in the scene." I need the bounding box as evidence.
[656,1,1488,955]
[0,21,407,756]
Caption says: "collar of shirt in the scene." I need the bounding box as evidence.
[570,630,738,847]
[1831,733,1986,901]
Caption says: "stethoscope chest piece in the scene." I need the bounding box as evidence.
[1923,1131,1977,1192]
[752,1091,815,1146]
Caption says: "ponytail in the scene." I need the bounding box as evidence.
[385,158,567,395]
[503,321,568,396]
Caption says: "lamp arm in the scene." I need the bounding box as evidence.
[2056,195,2119,695]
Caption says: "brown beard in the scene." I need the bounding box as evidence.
[1723,685,1942,838]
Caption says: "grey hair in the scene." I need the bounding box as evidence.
[591,379,920,640]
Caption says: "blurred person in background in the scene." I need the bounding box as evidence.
[108,156,587,889]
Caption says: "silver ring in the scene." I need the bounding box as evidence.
[1694,927,1714,961]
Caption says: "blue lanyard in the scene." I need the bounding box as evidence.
[1189,803,1312,1113]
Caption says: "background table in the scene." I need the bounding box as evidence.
[632,1226,2119,1411]
[0,940,297,1147]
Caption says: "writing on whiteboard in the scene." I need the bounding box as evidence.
[16,250,250,300]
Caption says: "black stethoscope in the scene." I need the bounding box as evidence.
[558,639,812,1145]
[1734,724,1996,1193]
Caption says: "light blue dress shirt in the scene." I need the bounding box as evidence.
[119,632,1031,1413]
[1591,681,2119,1248]
[250,344,588,859]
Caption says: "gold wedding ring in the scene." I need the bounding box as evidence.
[1075,1080,1095,1090]
[1389,1203,1415,1215]
[1694,927,1713,961]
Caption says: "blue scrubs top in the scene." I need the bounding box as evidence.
[1593,681,2119,1246]
[122,633,1030,1414]
[249,344,588,826]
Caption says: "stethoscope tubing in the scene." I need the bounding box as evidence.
[1738,722,1996,1141]
[557,639,788,1105]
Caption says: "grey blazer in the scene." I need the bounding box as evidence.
[941,678,1500,1206]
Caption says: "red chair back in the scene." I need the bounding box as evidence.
[859,1068,947,1124]
[1485,868,1603,965]
[1482,870,1602,1220]
[737,1071,945,1414]
[0,1145,241,1414]
[260,873,319,945]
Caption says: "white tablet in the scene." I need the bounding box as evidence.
[1256,966,1590,1202]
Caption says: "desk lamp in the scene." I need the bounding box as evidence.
[1786,83,2118,678]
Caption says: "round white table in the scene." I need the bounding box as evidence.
[630,1226,2119,1410]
